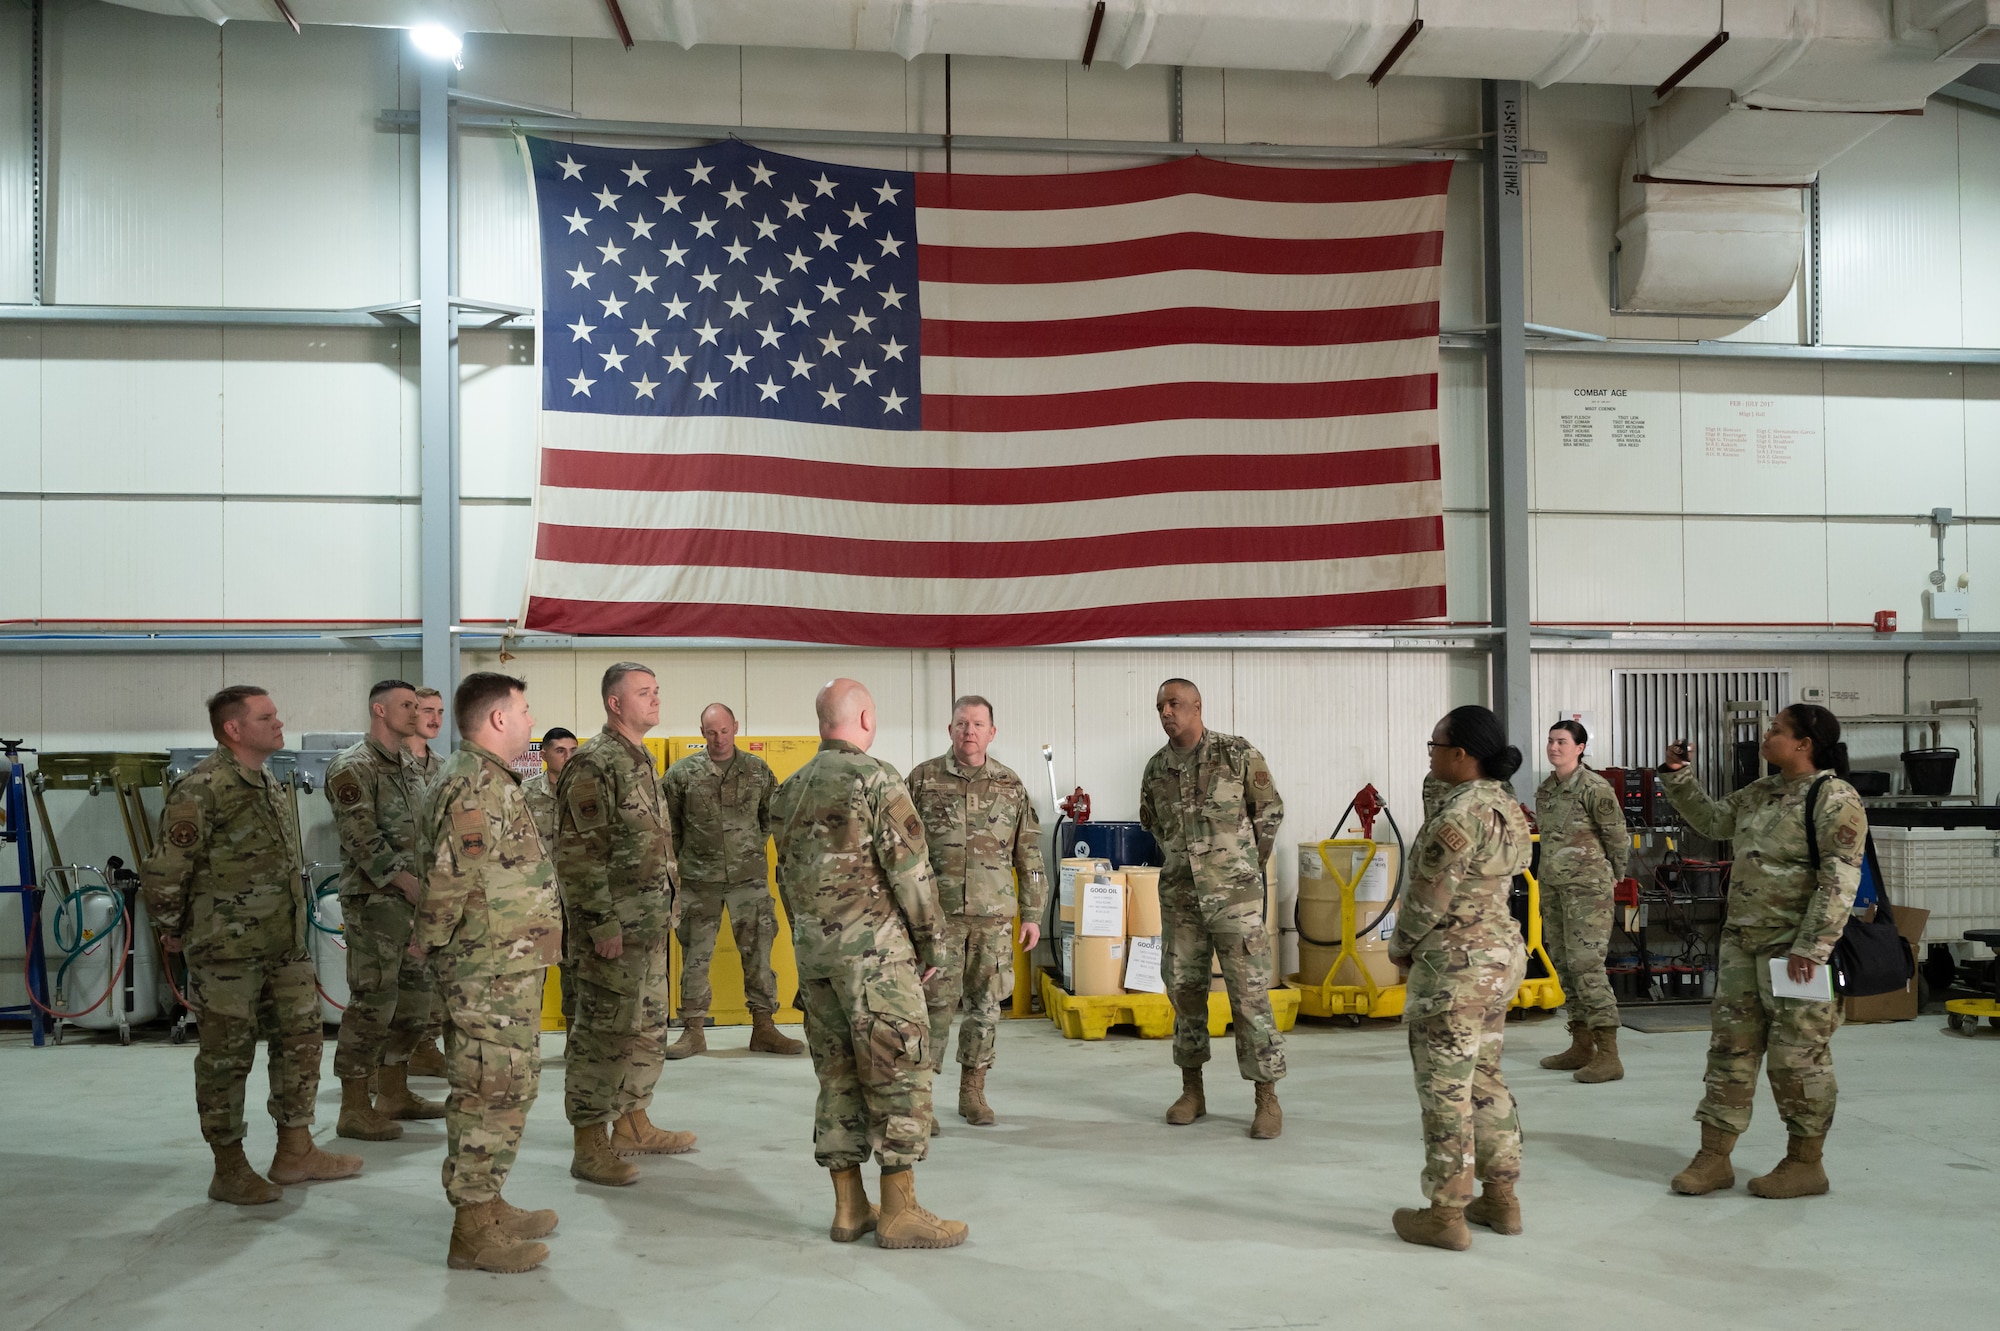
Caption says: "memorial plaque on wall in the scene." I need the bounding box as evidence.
[1531,356,1682,512]
[1680,361,1825,514]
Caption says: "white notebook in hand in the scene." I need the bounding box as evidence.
[1768,957,1834,1001]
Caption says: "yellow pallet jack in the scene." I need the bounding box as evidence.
[1290,837,1404,1019]
[1511,858,1567,1011]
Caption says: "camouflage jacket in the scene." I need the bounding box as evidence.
[1661,766,1866,962]
[415,740,562,978]
[663,748,776,887]
[407,745,442,803]
[522,770,558,846]
[140,746,306,963]
[324,736,423,898]
[1138,730,1283,908]
[554,727,678,947]
[1424,773,1518,823]
[1535,766,1630,888]
[770,738,943,979]
[1393,779,1532,961]
[907,753,1048,919]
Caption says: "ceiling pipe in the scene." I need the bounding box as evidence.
[1080,1,1105,68]
[604,0,634,50]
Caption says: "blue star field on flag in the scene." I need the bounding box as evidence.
[528,137,922,431]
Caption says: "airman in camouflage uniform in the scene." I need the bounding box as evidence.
[400,686,450,1076]
[771,677,965,1249]
[140,685,362,1207]
[555,664,693,1185]
[1138,680,1285,1138]
[413,671,564,1272]
[1661,704,1867,1202]
[662,703,795,1058]
[325,680,444,1140]
[907,695,1048,1128]
[1390,773,1532,1248]
[1534,744,1631,1083]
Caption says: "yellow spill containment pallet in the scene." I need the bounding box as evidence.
[1038,969,1300,1041]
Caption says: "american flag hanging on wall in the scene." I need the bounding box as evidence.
[519,136,1450,647]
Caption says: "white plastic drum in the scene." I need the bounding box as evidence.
[51,888,164,1033]
[308,874,349,1027]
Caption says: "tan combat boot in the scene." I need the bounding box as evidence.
[1748,1134,1829,1199]
[335,1075,401,1142]
[407,1037,448,1079]
[610,1108,697,1156]
[958,1067,996,1126]
[748,1012,804,1055]
[1165,1067,1206,1126]
[1465,1182,1522,1235]
[875,1168,968,1249]
[207,1141,282,1206]
[448,1200,549,1273]
[491,1193,559,1240]
[1670,1123,1739,1195]
[662,1018,707,1060]
[268,1126,364,1185]
[828,1167,879,1243]
[570,1124,640,1186]
[376,1063,447,1120]
[1574,1027,1625,1083]
[1392,1203,1472,1251]
[1249,1082,1282,1139]
[1539,1021,1594,1071]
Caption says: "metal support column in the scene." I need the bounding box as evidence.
[1482,81,1535,764]
[418,59,460,725]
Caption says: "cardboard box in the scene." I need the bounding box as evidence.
[1124,935,1165,992]
[1063,934,1127,996]
[1121,866,1162,936]
[1844,904,1930,1024]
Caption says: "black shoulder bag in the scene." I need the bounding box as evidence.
[1804,777,1914,998]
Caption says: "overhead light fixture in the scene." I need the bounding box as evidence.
[410,24,464,68]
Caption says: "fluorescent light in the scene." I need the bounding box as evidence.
[410,24,464,65]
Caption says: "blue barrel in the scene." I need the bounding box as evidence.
[1055,819,1161,867]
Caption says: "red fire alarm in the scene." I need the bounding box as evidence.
[1873,610,1898,633]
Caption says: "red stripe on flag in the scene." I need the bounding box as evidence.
[921,374,1436,432]
[539,441,1438,504]
[922,303,1440,357]
[525,585,1448,647]
[918,231,1442,284]
[914,158,1454,211]
[535,515,1443,578]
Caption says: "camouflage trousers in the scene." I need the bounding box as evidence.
[333,890,439,1079]
[799,962,932,1171]
[1540,874,1620,1030]
[440,967,544,1208]
[1160,899,1285,1083]
[185,953,322,1147]
[1404,943,1527,1206]
[1696,932,1843,1138]
[923,914,1015,1072]
[564,940,672,1127]
[674,880,781,1020]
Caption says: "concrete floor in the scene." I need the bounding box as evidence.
[0,1009,1991,1331]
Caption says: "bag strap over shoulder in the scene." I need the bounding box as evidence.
[1807,775,1897,919]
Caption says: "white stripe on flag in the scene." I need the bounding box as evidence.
[534,480,1442,543]
[530,549,1443,617]
[914,193,1445,248]
[916,268,1440,321]
[538,410,1441,467]
[917,337,1434,397]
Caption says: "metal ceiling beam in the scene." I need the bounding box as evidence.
[8,629,2000,655]
[0,301,533,330]
[378,108,1527,164]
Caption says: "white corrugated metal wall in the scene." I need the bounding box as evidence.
[5,4,2000,987]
